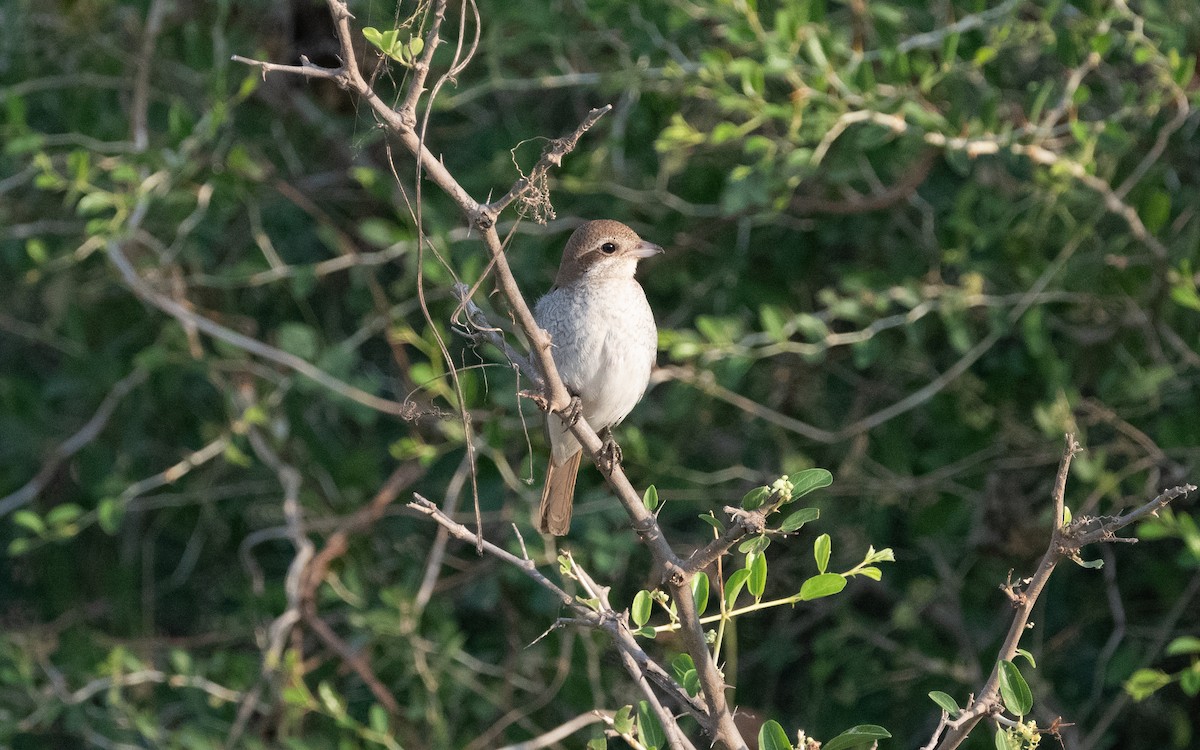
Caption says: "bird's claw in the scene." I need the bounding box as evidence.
[598,427,623,471]
[558,396,583,426]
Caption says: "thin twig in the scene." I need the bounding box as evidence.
[0,367,148,517]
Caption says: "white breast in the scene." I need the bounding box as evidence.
[534,278,656,463]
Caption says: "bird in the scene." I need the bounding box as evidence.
[533,219,661,535]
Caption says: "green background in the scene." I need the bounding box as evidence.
[2,0,1198,747]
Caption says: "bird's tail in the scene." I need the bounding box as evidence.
[539,450,583,535]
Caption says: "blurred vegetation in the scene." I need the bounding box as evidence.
[2,0,1199,748]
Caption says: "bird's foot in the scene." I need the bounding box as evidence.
[557,395,584,426]
[597,427,623,471]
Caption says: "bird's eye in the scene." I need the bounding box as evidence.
[600,242,617,254]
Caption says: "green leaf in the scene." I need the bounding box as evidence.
[1014,648,1037,668]
[814,533,831,573]
[587,737,607,750]
[46,504,82,527]
[691,572,709,616]
[1124,668,1172,701]
[724,568,751,607]
[8,538,32,556]
[1142,190,1171,234]
[998,660,1033,716]
[758,719,793,750]
[278,322,319,360]
[613,705,634,734]
[742,486,771,510]
[855,566,882,581]
[738,535,771,554]
[317,681,346,717]
[790,468,833,499]
[637,701,665,750]
[1180,664,1200,697]
[671,653,700,696]
[631,590,652,627]
[928,691,960,716]
[635,626,657,639]
[748,551,767,600]
[406,36,425,60]
[643,485,659,511]
[97,497,123,535]
[13,510,45,535]
[1166,636,1200,656]
[779,507,819,532]
[671,652,694,679]
[362,27,385,49]
[995,727,1013,750]
[1072,555,1104,569]
[823,725,891,750]
[798,573,846,601]
[369,704,389,733]
[698,512,725,532]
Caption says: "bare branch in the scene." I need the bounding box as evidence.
[105,239,428,420]
[933,435,1193,750]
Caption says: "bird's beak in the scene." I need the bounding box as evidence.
[631,240,665,259]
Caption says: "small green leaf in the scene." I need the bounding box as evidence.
[798,573,846,601]
[691,572,710,616]
[1072,555,1104,569]
[46,504,82,527]
[369,704,389,733]
[362,27,385,50]
[724,568,751,607]
[587,736,607,750]
[8,538,32,556]
[1014,648,1037,668]
[998,660,1033,716]
[637,701,665,750]
[406,36,425,59]
[995,727,1013,750]
[823,724,891,750]
[1166,636,1200,656]
[1124,668,1172,701]
[317,681,346,717]
[635,626,657,639]
[671,653,700,696]
[928,691,960,717]
[790,468,833,499]
[613,705,634,734]
[643,485,659,511]
[698,512,725,532]
[748,551,768,600]
[814,533,832,573]
[758,719,793,750]
[738,535,771,554]
[742,486,771,510]
[779,507,819,532]
[1180,664,1200,696]
[631,590,652,627]
[671,652,694,679]
[13,510,46,535]
[97,497,123,535]
[855,566,882,581]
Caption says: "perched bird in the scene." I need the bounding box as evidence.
[533,220,661,535]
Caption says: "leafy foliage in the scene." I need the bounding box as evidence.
[1,0,1198,748]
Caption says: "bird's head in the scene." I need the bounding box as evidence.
[553,219,663,287]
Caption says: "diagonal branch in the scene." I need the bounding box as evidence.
[932,435,1193,750]
[234,3,747,745]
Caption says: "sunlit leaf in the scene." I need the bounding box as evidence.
[998,660,1033,716]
